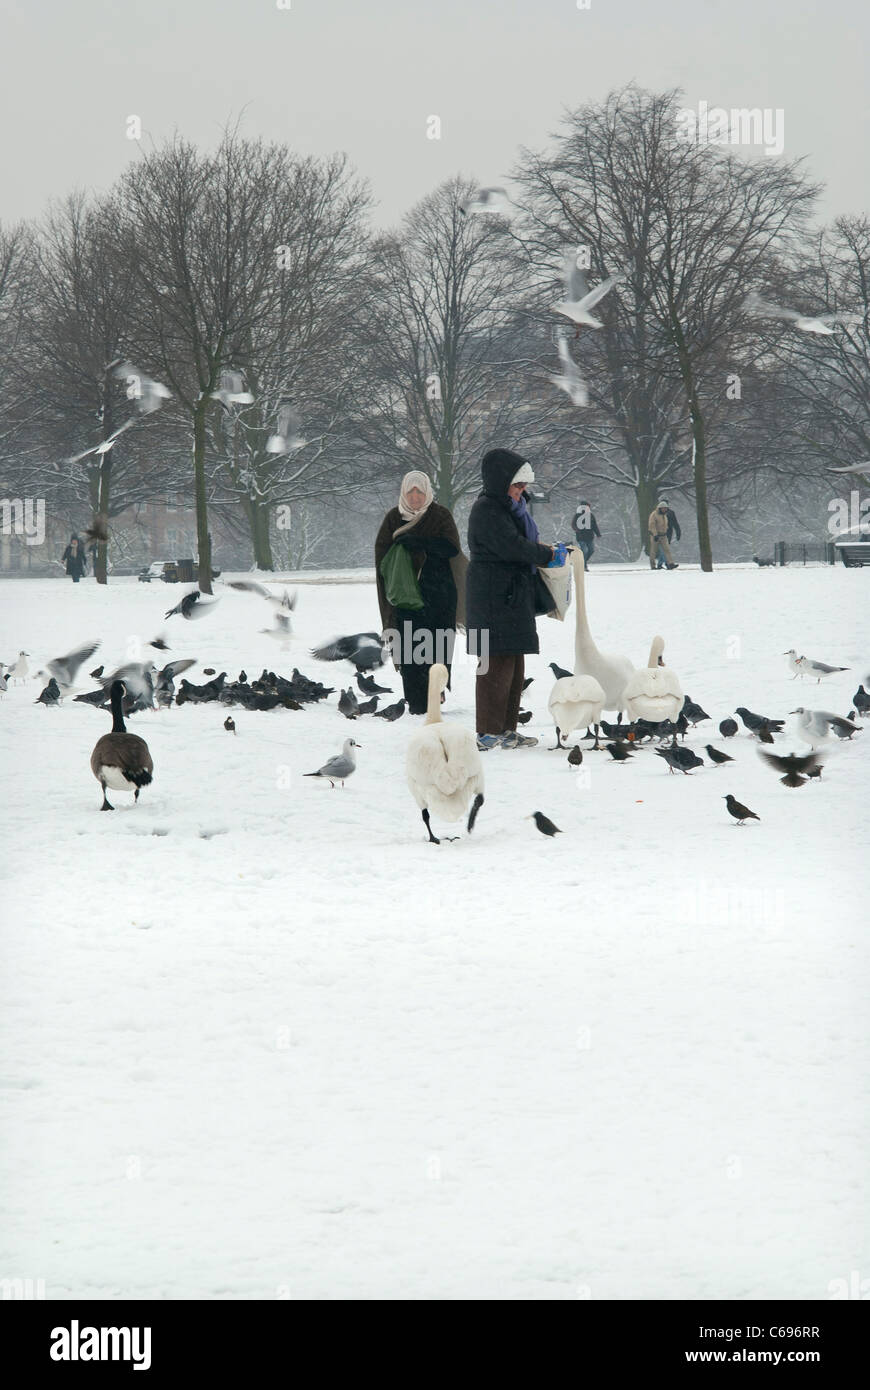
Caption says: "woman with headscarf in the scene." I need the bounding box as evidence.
[466,449,556,749]
[61,534,87,583]
[375,471,467,715]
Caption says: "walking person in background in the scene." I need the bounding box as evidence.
[648,502,679,570]
[61,534,87,583]
[375,471,467,715]
[572,500,601,566]
[466,449,556,750]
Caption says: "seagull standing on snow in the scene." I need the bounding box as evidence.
[795,654,849,683]
[551,252,625,328]
[790,707,862,748]
[304,738,361,789]
[5,652,30,683]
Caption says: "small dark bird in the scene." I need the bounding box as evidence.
[529,811,562,837]
[753,555,775,567]
[224,716,236,734]
[373,698,407,722]
[655,743,704,775]
[90,664,104,680]
[806,764,823,781]
[311,632,386,672]
[522,676,534,691]
[600,719,633,741]
[606,740,634,761]
[517,709,533,724]
[853,684,870,715]
[165,589,209,620]
[735,707,785,735]
[757,722,775,744]
[724,794,760,825]
[148,636,170,652]
[567,745,583,766]
[719,718,738,739]
[549,662,572,680]
[238,670,248,683]
[84,513,109,545]
[74,687,110,707]
[831,713,862,740]
[356,672,392,696]
[682,695,710,725]
[203,668,216,676]
[356,696,379,715]
[36,677,61,706]
[758,749,823,788]
[705,744,734,766]
[338,687,360,719]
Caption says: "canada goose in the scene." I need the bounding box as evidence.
[405,665,484,843]
[622,636,683,725]
[90,681,153,810]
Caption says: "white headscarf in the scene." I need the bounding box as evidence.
[398,470,434,522]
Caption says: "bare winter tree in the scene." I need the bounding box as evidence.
[516,85,819,568]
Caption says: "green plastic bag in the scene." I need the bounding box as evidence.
[379,541,424,611]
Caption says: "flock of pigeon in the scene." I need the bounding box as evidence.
[2,597,866,838]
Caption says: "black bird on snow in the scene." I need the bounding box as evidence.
[705,744,734,766]
[148,636,170,652]
[853,684,870,715]
[373,698,406,722]
[753,555,775,567]
[154,659,196,708]
[36,677,61,706]
[548,661,572,681]
[311,632,386,672]
[238,670,248,683]
[89,664,104,680]
[224,716,236,734]
[600,719,633,741]
[356,695,379,715]
[723,794,759,825]
[567,745,583,766]
[529,811,562,837]
[356,671,392,696]
[758,749,823,788]
[90,681,153,811]
[606,740,634,761]
[735,706,785,735]
[165,589,218,621]
[338,687,361,719]
[719,717,738,739]
[682,695,710,725]
[655,742,704,775]
[757,722,775,744]
[203,667,215,676]
[517,709,533,724]
[74,687,110,707]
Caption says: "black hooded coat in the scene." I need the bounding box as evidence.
[465,450,554,656]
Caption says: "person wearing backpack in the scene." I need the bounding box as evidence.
[375,471,466,714]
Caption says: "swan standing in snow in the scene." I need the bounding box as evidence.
[546,565,606,748]
[570,548,634,717]
[406,664,484,844]
[622,636,683,725]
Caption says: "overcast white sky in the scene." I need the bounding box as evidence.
[2,0,867,228]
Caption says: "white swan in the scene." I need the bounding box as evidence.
[406,664,485,844]
[622,636,683,724]
[547,574,606,750]
[571,548,634,713]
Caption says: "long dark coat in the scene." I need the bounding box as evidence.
[466,454,554,656]
[374,502,463,638]
[62,540,87,579]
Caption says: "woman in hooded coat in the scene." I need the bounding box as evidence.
[375,471,467,715]
[466,449,556,748]
[61,534,87,582]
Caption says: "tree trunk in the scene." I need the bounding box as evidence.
[668,303,713,571]
[193,401,213,594]
[93,458,112,584]
[249,498,274,570]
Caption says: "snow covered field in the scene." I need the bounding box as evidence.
[1,564,868,1300]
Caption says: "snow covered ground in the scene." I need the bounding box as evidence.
[1,563,868,1300]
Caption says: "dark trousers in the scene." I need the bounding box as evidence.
[576,536,594,565]
[476,653,525,735]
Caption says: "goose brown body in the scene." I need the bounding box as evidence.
[90,681,153,809]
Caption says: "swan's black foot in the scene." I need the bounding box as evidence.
[467,793,484,833]
[422,810,440,844]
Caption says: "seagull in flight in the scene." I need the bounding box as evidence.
[112,360,172,415]
[211,370,254,408]
[548,336,589,406]
[744,291,862,335]
[459,187,516,218]
[266,402,306,454]
[551,252,625,328]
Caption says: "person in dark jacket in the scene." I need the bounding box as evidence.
[572,500,601,565]
[62,534,87,582]
[466,449,556,749]
[375,471,467,715]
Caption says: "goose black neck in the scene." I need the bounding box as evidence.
[109,681,127,733]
